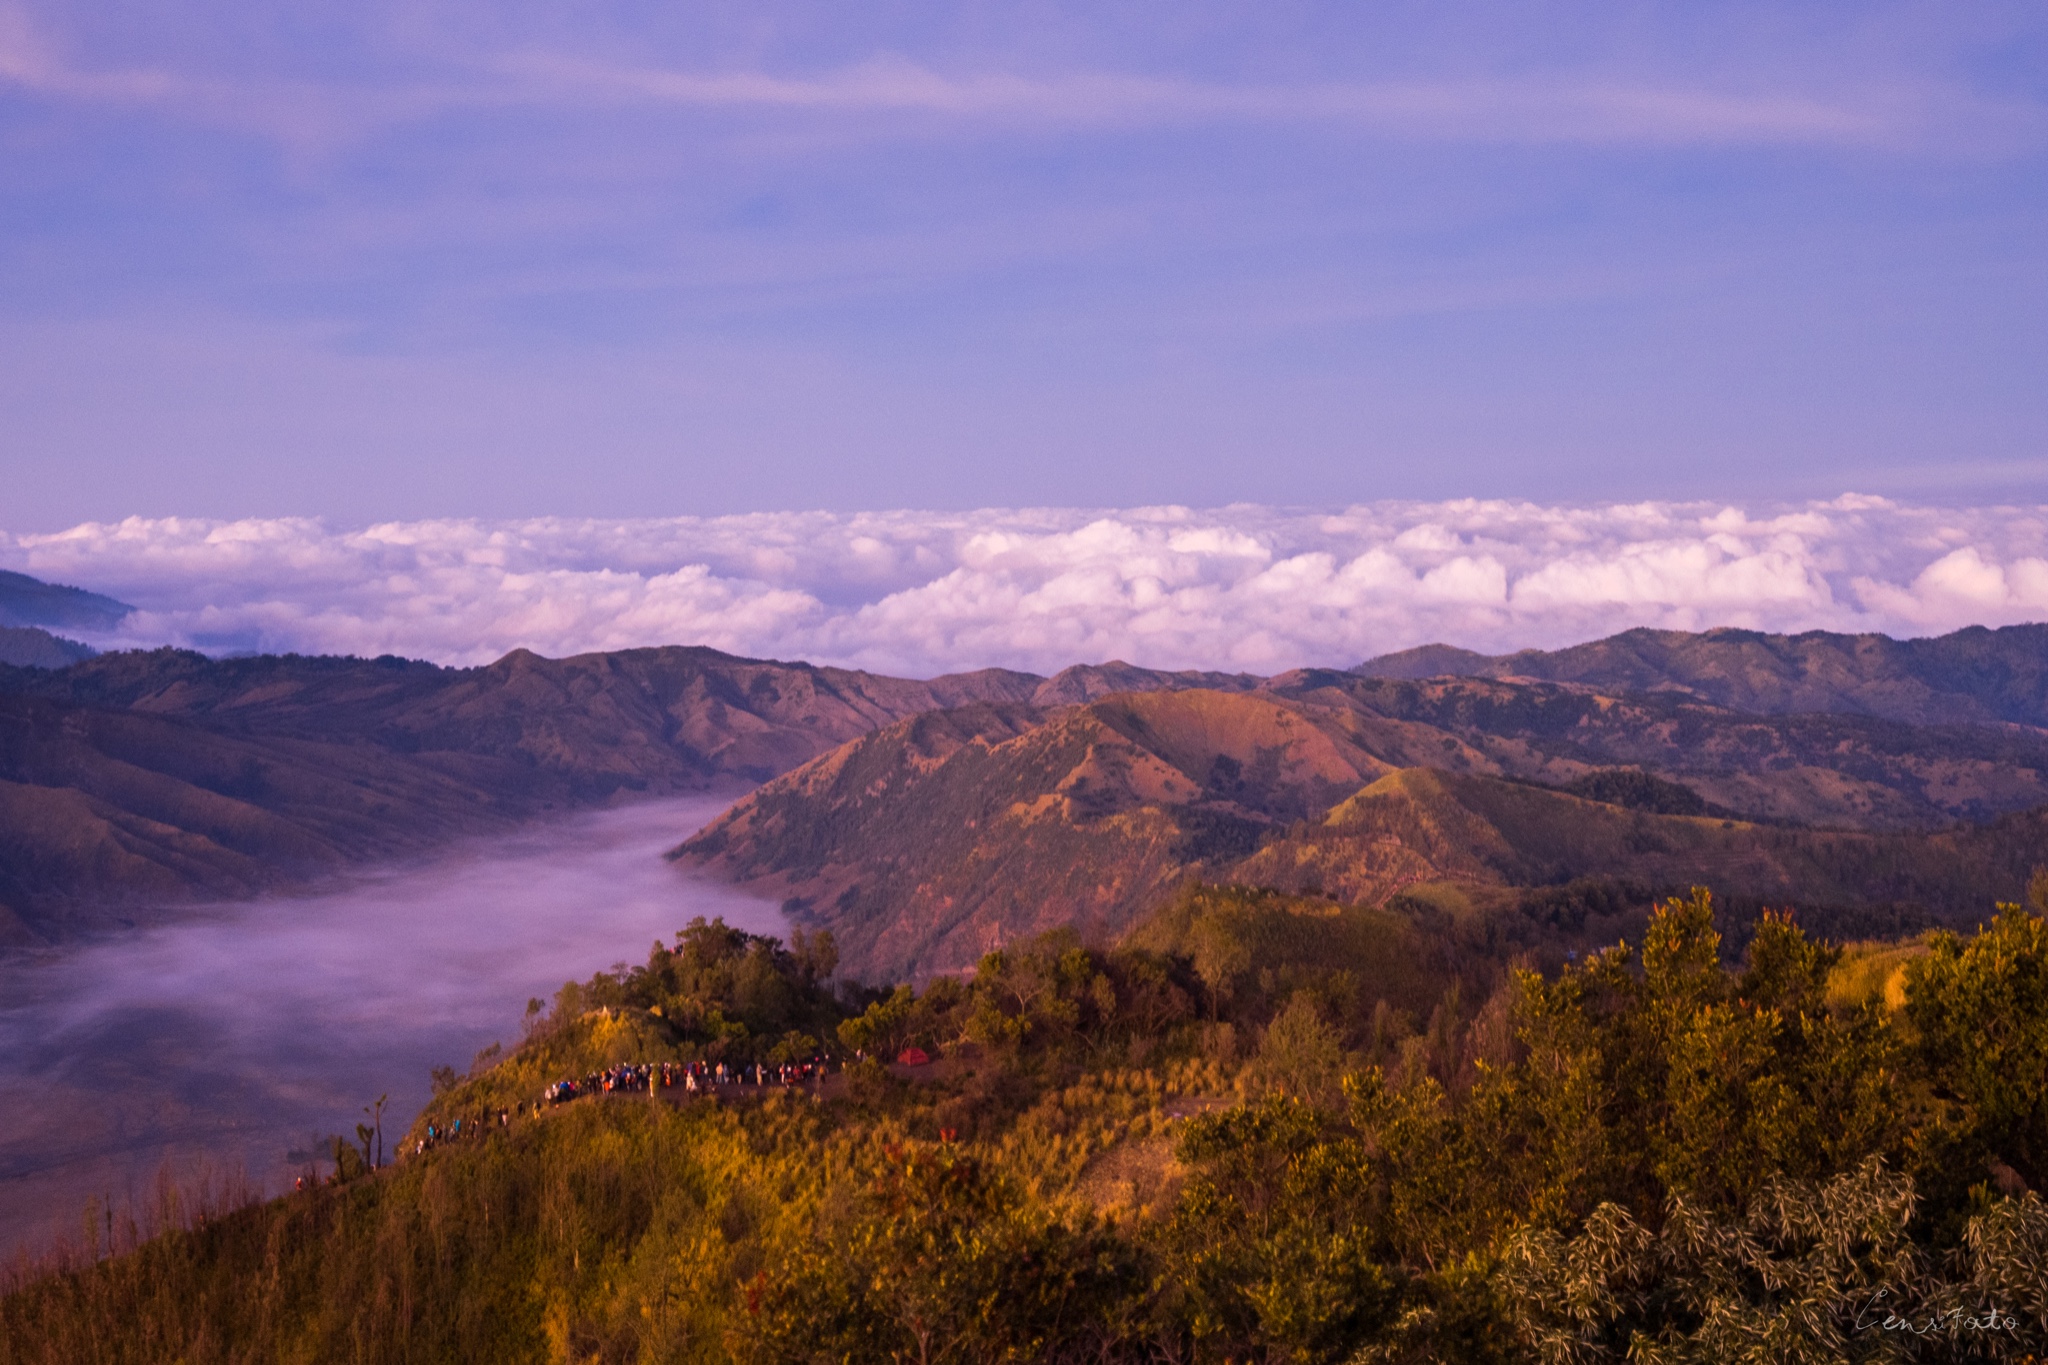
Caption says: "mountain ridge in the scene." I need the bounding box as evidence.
[1355,622,2048,726]
[0,645,1247,941]
[5,619,2047,950]
[676,666,2048,981]
[0,627,95,670]
[0,569,132,633]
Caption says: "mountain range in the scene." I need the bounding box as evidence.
[1356,623,2048,726]
[0,642,1241,942]
[673,667,2048,980]
[3,610,2047,969]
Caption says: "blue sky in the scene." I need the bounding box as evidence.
[2,1,2044,530]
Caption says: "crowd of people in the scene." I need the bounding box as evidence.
[541,1057,833,1105]
[394,1057,839,1163]
[411,1107,515,1158]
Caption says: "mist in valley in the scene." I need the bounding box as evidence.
[0,794,781,1260]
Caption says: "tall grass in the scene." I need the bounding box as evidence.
[0,1097,802,1365]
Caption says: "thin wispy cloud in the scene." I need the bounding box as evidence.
[500,53,1918,149]
[6,499,2044,678]
[0,9,458,152]
[0,3,2026,158]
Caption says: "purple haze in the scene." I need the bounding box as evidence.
[0,795,780,1259]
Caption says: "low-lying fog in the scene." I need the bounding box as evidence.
[0,795,780,1259]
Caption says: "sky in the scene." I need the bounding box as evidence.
[2,1,2045,531]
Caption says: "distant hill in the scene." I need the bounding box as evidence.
[1355,623,2048,726]
[1234,766,2048,924]
[0,646,1239,942]
[1265,669,2048,830]
[0,626,95,669]
[0,569,131,632]
[675,688,1429,980]
[675,678,2048,982]
[10,619,2048,952]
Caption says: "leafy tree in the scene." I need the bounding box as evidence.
[1167,1096,1397,1363]
[1255,992,1350,1104]
[735,1138,1147,1364]
[1906,899,2048,1190]
[1499,1160,2048,1363]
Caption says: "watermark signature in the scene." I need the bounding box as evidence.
[1854,1288,2019,1337]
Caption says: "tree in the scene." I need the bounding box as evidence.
[1168,1095,1397,1363]
[1498,1160,2048,1363]
[1255,992,1349,1104]
[1906,901,2048,1189]
[735,1138,1147,1364]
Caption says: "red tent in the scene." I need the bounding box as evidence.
[896,1046,931,1067]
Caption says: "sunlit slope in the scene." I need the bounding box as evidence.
[1270,669,2048,828]
[675,688,1459,980]
[1237,767,2048,913]
[680,685,2048,983]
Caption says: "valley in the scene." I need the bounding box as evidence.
[0,646,1238,942]
[6,619,2048,1360]
[0,795,781,1260]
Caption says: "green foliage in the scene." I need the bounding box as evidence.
[1253,992,1351,1104]
[839,929,1201,1078]
[836,983,918,1058]
[1906,893,2048,1189]
[569,917,844,1058]
[1168,1096,1397,1363]
[1129,883,1450,1030]
[734,1138,1148,1364]
[1489,891,1908,1225]
[415,916,850,1126]
[1499,1159,2048,1363]
[11,895,2048,1363]
[1557,768,1720,817]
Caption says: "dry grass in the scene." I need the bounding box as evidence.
[1826,936,1934,1011]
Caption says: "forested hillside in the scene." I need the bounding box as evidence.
[7,886,2046,1362]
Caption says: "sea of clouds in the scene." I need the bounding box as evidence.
[4,497,2046,677]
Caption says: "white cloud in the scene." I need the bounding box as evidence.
[4,498,2047,678]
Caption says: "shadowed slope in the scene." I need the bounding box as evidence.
[0,628,95,670]
[1356,622,2048,727]
[0,571,131,633]
[0,647,1250,939]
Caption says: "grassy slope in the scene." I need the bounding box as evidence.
[1274,670,2048,829]
[677,689,1437,980]
[683,674,2048,982]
